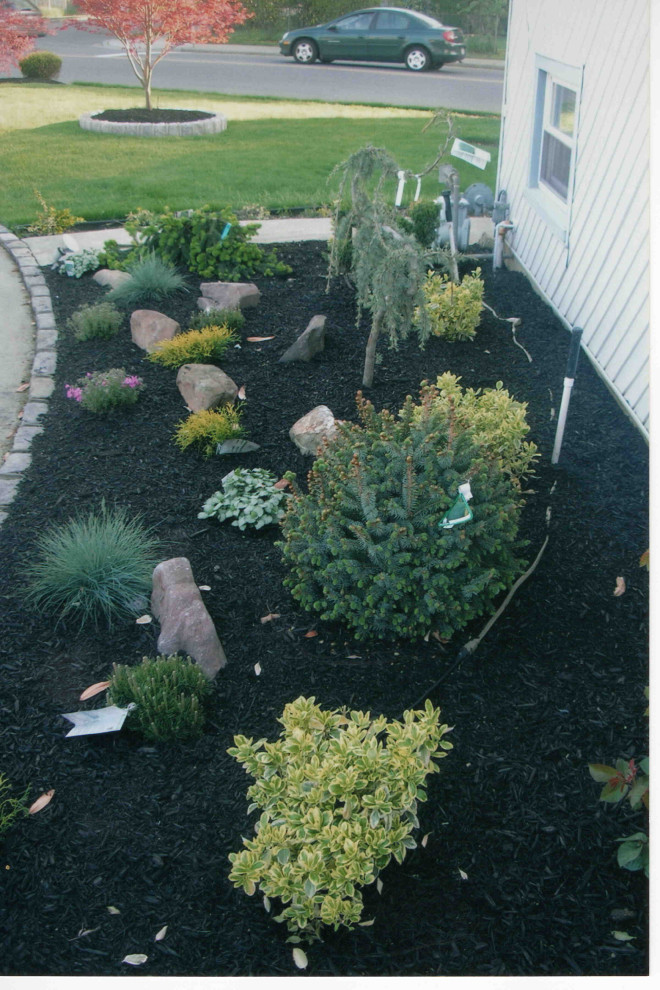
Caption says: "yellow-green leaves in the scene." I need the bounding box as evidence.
[419,268,484,342]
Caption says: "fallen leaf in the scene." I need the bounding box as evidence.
[304,630,318,638]
[263,895,271,913]
[15,382,29,392]
[613,577,626,597]
[237,385,246,400]
[347,654,361,659]
[122,954,148,966]
[639,549,649,570]
[292,947,308,970]
[107,906,120,915]
[376,878,383,895]
[421,833,430,848]
[246,336,275,342]
[254,663,262,676]
[135,614,152,625]
[273,478,290,490]
[612,931,635,942]
[17,410,23,419]
[80,680,110,701]
[260,613,281,624]
[154,925,168,942]
[359,918,375,926]
[458,868,468,880]
[29,789,54,814]
[198,585,211,591]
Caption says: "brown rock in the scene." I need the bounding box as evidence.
[130,310,180,352]
[279,315,326,363]
[198,281,261,311]
[289,405,337,455]
[176,364,238,412]
[93,269,132,289]
[151,557,227,679]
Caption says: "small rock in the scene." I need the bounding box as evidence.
[198,281,261,311]
[151,558,227,679]
[290,405,337,455]
[176,364,238,411]
[93,269,132,289]
[279,315,326,363]
[130,310,180,352]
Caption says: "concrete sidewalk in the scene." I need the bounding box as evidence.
[0,248,36,457]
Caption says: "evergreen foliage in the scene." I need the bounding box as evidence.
[107,654,211,742]
[0,774,30,839]
[228,695,452,937]
[420,268,484,341]
[188,307,245,333]
[173,406,245,457]
[148,325,238,368]
[106,253,188,309]
[67,301,122,341]
[279,388,525,642]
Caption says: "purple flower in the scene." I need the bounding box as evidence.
[64,384,83,402]
[122,375,143,389]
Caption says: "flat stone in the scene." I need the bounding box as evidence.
[28,376,54,400]
[32,352,56,376]
[290,405,338,455]
[198,281,261,311]
[151,557,227,679]
[35,311,56,331]
[0,452,31,476]
[93,269,132,289]
[176,363,238,412]
[12,424,43,452]
[21,401,48,426]
[0,478,20,505]
[279,314,326,363]
[31,296,53,315]
[36,326,57,351]
[130,309,180,352]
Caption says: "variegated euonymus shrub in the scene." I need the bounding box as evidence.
[228,696,452,938]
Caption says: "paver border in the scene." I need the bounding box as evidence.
[79,110,228,138]
[0,225,55,527]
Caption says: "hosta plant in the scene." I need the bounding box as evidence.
[279,389,525,642]
[107,655,211,742]
[148,325,238,368]
[173,405,245,458]
[228,696,452,938]
[419,268,484,341]
[198,468,289,530]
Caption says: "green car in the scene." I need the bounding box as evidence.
[280,6,466,72]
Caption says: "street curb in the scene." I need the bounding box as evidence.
[0,226,54,528]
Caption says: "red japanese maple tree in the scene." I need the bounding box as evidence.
[74,0,250,109]
[0,7,51,72]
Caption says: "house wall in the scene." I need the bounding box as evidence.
[497,0,650,435]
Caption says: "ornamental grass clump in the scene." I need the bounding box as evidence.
[279,388,526,642]
[419,268,484,341]
[24,503,162,630]
[173,405,245,458]
[148,325,238,368]
[228,696,452,938]
[188,308,245,333]
[107,655,211,742]
[66,301,123,341]
[0,774,30,839]
[106,253,188,309]
[199,468,289,531]
[64,368,144,413]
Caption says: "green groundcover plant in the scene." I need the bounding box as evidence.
[148,325,238,368]
[24,503,162,629]
[173,405,245,458]
[0,774,30,839]
[66,301,123,341]
[65,368,144,413]
[107,655,211,742]
[188,308,245,333]
[228,696,452,938]
[198,468,289,530]
[55,248,101,279]
[279,388,525,642]
[419,268,485,341]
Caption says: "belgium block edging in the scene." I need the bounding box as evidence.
[0,224,57,527]
[79,111,228,138]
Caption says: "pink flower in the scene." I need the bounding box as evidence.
[65,384,83,402]
[122,375,142,389]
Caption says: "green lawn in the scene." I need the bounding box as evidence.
[0,83,500,229]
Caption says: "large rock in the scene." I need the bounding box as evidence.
[93,269,132,289]
[176,363,238,412]
[290,405,337,456]
[279,315,326,363]
[151,557,226,679]
[130,310,180,352]
[198,281,261,311]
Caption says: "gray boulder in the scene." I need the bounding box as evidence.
[279,315,326,363]
[130,310,180,352]
[176,363,238,411]
[290,405,337,455]
[93,269,132,289]
[198,281,261,311]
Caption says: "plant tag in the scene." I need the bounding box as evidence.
[62,704,136,737]
[458,482,473,501]
[451,138,491,170]
[216,439,261,455]
[220,222,232,240]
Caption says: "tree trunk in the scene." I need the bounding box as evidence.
[363,309,384,388]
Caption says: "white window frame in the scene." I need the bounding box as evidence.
[526,55,583,245]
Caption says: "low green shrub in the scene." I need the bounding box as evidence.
[228,696,451,938]
[24,503,162,629]
[55,248,101,279]
[65,368,144,414]
[199,468,289,530]
[412,373,539,487]
[188,308,245,333]
[27,190,82,236]
[19,51,62,80]
[106,253,188,309]
[279,388,525,642]
[148,325,238,368]
[409,200,440,249]
[107,655,211,741]
[419,268,484,341]
[173,405,245,458]
[66,301,123,341]
[0,774,30,839]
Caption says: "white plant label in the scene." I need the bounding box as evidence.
[62,704,136,737]
[450,138,491,170]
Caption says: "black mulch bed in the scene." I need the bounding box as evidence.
[0,242,648,977]
[92,109,216,123]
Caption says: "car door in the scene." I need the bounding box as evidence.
[368,9,411,62]
[317,11,376,61]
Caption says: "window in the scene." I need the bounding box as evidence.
[334,13,374,31]
[374,11,409,30]
[528,56,583,239]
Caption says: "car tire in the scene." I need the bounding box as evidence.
[404,46,431,72]
[293,39,319,64]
